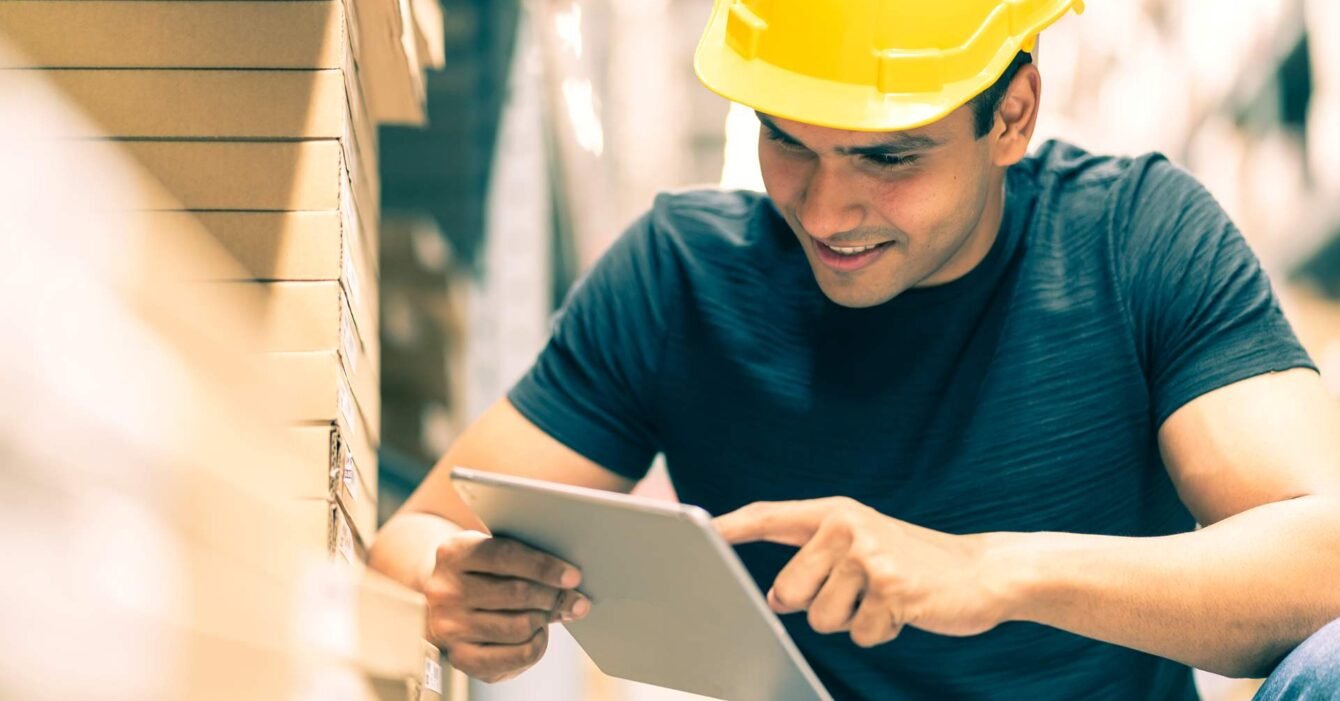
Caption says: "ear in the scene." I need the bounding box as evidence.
[991,63,1041,167]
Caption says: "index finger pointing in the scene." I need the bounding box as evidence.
[461,537,581,589]
[713,500,831,546]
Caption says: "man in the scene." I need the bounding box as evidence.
[370,1,1340,698]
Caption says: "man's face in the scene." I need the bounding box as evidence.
[758,106,1001,308]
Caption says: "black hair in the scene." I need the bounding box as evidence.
[968,51,1032,138]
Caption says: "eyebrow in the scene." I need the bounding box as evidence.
[755,112,940,156]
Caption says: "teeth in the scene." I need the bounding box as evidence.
[826,242,880,255]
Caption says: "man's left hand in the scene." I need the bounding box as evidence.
[715,497,1021,648]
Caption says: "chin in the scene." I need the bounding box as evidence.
[815,278,905,309]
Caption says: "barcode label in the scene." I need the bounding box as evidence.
[423,658,443,694]
[342,452,359,504]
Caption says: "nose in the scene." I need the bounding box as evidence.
[795,159,863,240]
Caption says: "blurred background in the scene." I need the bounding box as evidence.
[1,0,1335,700]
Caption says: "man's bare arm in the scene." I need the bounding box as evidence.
[369,397,635,591]
[1007,368,1340,676]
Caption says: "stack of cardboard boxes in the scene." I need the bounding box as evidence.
[1,1,457,698]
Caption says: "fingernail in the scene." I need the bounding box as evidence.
[560,568,581,588]
[564,596,590,621]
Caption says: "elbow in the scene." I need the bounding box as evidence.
[1218,616,1340,680]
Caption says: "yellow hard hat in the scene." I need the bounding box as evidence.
[693,0,1084,132]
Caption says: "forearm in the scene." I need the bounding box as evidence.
[368,512,467,593]
[996,495,1340,677]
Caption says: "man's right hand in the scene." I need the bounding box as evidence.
[421,530,591,683]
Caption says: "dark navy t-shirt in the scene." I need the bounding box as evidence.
[507,141,1314,701]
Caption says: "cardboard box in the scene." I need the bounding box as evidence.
[410,0,446,70]
[356,569,432,679]
[355,0,426,124]
[289,425,378,544]
[126,209,379,318]
[211,280,380,373]
[336,403,381,501]
[294,497,366,563]
[270,350,381,444]
[32,69,346,137]
[23,68,381,211]
[373,643,444,701]
[56,140,379,264]
[0,0,383,185]
[72,139,340,209]
[266,281,379,371]
[0,1,349,70]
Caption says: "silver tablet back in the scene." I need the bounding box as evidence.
[451,467,832,701]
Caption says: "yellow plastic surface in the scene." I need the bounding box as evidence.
[693,0,1085,132]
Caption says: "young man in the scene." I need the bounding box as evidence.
[371,1,1340,698]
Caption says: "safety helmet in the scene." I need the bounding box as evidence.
[693,0,1084,132]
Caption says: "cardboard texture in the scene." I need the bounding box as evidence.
[340,405,382,499]
[356,569,431,679]
[61,139,341,209]
[294,498,366,563]
[270,350,382,444]
[20,67,381,211]
[207,280,381,372]
[27,69,348,138]
[410,0,446,70]
[0,1,348,69]
[126,209,379,297]
[290,425,378,544]
[288,426,376,540]
[355,0,427,124]
[265,280,380,370]
[0,0,383,197]
[56,140,379,264]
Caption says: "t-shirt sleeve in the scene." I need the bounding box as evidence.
[1115,155,1316,428]
[506,210,673,481]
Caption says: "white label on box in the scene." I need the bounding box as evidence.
[335,511,356,564]
[339,303,358,375]
[423,658,443,694]
[337,382,355,438]
[342,452,359,504]
[296,561,357,656]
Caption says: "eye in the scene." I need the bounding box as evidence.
[763,129,810,153]
[863,153,919,169]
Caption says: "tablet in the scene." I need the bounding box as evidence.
[449,467,833,701]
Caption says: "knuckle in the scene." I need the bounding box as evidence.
[807,609,840,634]
[444,647,477,674]
[506,579,535,602]
[834,555,865,579]
[524,629,550,662]
[865,559,899,588]
[424,574,463,603]
[828,496,860,513]
[504,616,536,641]
[427,613,461,646]
[435,541,458,563]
